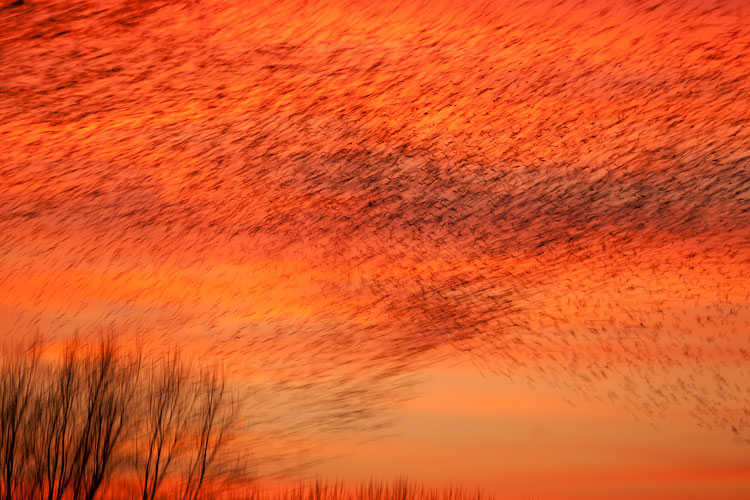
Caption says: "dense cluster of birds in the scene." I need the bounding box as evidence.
[1,0,749,472]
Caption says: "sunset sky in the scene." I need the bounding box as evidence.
[1,0,749,498]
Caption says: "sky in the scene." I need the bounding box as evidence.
[1,0,749,498]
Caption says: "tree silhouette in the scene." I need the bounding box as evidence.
[0,336,247,500]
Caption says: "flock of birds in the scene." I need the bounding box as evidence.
[1,0,749,473]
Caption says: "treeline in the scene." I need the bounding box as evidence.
[230,479,494,500]
[0,336,247,500]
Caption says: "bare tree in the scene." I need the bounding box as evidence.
[136,350,193,500]
[37,340,81,500]
[70,337,140,500]
[32,336,139,500]
[0,338,42,500]
[181,367,241,500]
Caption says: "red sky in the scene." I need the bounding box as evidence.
[1,0,749,498]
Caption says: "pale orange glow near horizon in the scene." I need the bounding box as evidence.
[1,0,749,498]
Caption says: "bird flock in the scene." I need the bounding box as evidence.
[1,0,749,472]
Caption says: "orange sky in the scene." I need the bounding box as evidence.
[1,0,749,498]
